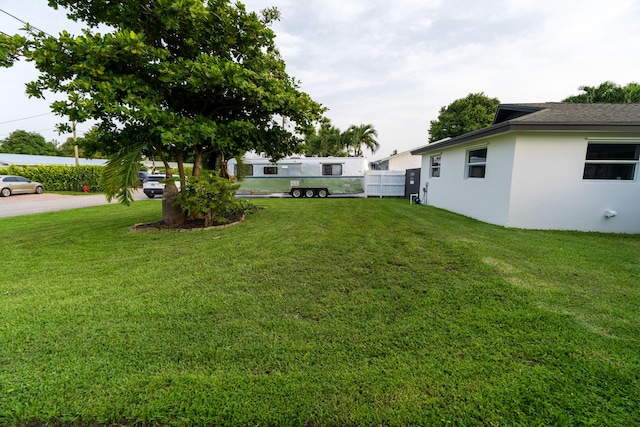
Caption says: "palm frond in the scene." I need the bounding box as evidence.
[102,142,145,206]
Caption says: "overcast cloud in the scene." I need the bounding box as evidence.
[2,0,640,159]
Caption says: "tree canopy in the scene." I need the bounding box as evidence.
[343,124,379,157]
[428,92,500,143]
[58,127,106,158]
[302,122,379,157]
[0,130,60,156]
[302,122,346,157]
[562,81,640,103]
[1,0,324,210]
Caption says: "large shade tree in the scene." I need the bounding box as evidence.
[428,92,500,143]
[1,0,323,224]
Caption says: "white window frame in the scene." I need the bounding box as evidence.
[465,146,487,179]
[321,164,343,176]
[583,141,640,181]
[430,154,441,178]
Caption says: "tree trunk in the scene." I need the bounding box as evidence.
[162,182,185,226]
[176,151,186,189]
[160,154,185,226]
[193,148,202,178]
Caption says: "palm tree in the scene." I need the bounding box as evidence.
[303,123,348,157]
[343,124,379,157]
[562,81,640,103]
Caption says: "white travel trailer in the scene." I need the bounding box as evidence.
[227,157,368,197]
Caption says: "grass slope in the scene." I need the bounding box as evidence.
[0,199,639,426]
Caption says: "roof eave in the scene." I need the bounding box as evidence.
[412,123,640,155]
[412,122,511,155]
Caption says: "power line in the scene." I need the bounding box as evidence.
[0,8,51,36]
[0,112,55,125]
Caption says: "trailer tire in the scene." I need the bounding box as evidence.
[304,188,316,198]
[291,188,302,198]
[317,188,328,198]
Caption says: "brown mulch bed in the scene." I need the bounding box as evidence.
[129,214,245,232]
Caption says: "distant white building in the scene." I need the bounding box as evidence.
[371,149,422,171]
[0,153,191,170]
[412,103,640,234]
[0,153,107,167]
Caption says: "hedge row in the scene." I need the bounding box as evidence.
[0,165,104,192]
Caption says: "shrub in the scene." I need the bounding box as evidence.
[0,165,104,192]
[223,199,258,217]
[174,172,242,227]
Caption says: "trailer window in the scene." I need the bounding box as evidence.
[322,164,342,176]
[234,164,253,177]
[263,166,278,175]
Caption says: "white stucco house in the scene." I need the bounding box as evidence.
[411,103,640,233]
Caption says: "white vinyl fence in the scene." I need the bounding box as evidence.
[364,170,406,197]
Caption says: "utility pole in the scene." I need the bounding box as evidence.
[73,121,79,166]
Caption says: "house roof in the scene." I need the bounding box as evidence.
[412,102,640,155]
[0,153,107,167]
[372,147,425,164]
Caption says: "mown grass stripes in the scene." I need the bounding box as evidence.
[0,198,638,426]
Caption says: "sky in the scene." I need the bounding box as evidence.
[2,0,640,160]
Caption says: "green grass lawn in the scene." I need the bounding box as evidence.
[1,198,638,426]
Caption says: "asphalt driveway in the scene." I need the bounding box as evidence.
[0,191,153,218]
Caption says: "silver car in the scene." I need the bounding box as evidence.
[0,175,45,197]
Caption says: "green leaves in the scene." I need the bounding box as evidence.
[0,33,27,67]
[302,122,379,157]
[174,171,241,226]
[344,124,379,157]
[563,81,640,103]
[102,142,145,205]
[6,0,324,209]
[0,164,104,192]
[0,130,59,156]
[428,92,500,143]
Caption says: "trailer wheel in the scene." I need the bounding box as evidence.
[291,188,302,198]
[317,188,328,198]
[304,188,316,198]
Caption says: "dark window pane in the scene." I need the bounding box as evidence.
[234,164,253,176]
[264,166,278,175]
[583,163,635,180]
[468,165,486,178]
[322,164,342,175]
[431,168,440,178]
[586,144,640,160]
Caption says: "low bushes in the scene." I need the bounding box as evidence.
[0,164,104,192]
[174,171,246,226]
